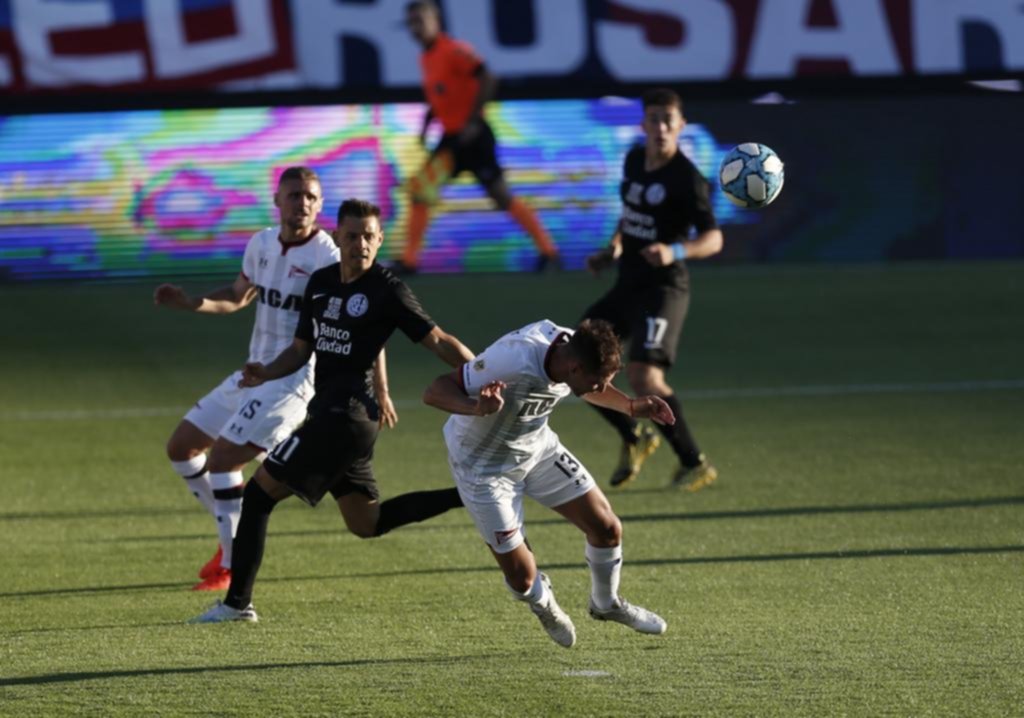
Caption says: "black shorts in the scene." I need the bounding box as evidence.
[435,119,503,187]
[263,410,379,507]
[583,283,690,368]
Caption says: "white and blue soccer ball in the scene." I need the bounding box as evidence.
[719,143,784,208]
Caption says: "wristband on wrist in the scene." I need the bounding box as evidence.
[672,243,687,261]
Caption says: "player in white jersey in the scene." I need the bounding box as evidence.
[153,167,392,591]
[424,318,673,647]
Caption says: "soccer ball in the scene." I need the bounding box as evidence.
[719,143,784,208]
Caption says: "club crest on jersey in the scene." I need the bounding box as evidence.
[473,359,485,371]
[288,265,311,278]
[324,297,342,320]
[645,183,666,205]
[346,293,369,317]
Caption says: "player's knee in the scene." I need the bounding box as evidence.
[590,514,622,547]
[165,437,201,463]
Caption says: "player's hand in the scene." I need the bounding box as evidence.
[585,248,617,276]
[640,243,675,267]
[378,393,398,429]
[476,380,506,416]
[153,283,197,310]
[630,395,675,426]
[240,362,269,388]
[456,117,482,147]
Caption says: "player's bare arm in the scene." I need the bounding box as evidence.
[423,370,506,416]
[583,385,675,426]
[641,229,724,267]
[419,326,475,367]
[154,273,257,314]
[458,66,496,145]
[240,337,313,387]
[373,348,398,429]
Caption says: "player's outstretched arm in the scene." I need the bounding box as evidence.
[583,385,675,426]
[240,338,313,387]
[419,326,474,367]
[423,371,505,417]
[373,349,398,429]
[154,273,257,314]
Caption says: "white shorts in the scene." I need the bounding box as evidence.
[448,433,596,554]
[184,365,314,451]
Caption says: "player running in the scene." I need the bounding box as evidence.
[155,166,357,592]
[583,88,724,491]
[190,198,473,624]
[397,0,560,274]
[423,319,670,647]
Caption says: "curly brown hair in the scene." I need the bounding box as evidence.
[568,319,622,377]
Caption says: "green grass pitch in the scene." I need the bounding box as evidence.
[1,262,1022,716]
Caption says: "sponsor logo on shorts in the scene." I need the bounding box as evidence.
[494,528,519,546]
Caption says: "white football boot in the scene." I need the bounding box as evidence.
[528,574,576,648]
[588,598,666,635]
[188,599,258,624]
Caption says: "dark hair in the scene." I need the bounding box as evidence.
[568,319,622,377]
[336,198,382,223]
[642,88,684,115]
[277,166,320,187]
[405,0,440,14]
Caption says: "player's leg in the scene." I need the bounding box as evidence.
[626,286,717,490]
[543,467,666,636]
[471,123,559,270]
[400,139,457,273]
[581,294,661,487]
[333,461,463,539]
[196,372,314,589]
[453,463,575,647]
[168,374,240,577]
[188,464,293,624]
[165,419,216,515]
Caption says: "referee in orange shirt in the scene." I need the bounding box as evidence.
[399,0,561,274]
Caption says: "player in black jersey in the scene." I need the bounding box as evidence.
[190,198,475,624]
[583,88,723,491]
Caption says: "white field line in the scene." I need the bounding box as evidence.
[3,379,1022,422]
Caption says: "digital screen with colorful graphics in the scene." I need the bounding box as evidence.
[2,94,1023,282]
[0,99,760,281]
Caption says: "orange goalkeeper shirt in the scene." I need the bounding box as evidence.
[420,33,483,134]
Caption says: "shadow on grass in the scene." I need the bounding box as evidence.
[80,494,1024,544]
[4,545,1021,600]
[0,503,304,522]
[0,654,499,687]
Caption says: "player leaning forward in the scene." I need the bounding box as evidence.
[191,198,473,624]
[423,319,671,647]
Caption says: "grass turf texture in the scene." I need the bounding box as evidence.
[1,262,1022,717]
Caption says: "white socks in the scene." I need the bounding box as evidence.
[586,543,623,610]
[506,573,549,606]
[170,456,215,517]
[209,471,244,570]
